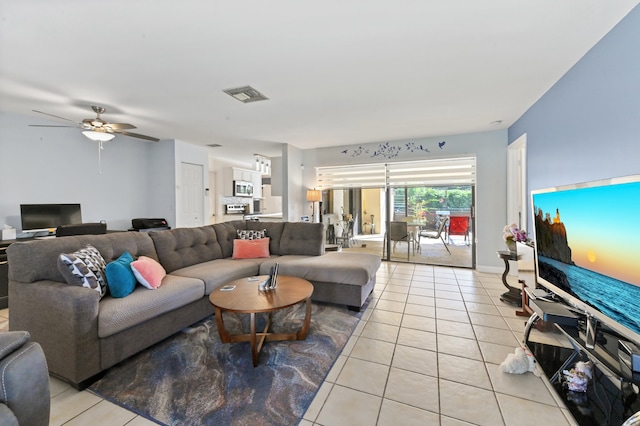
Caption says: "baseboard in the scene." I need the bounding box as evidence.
[475,265,504,274]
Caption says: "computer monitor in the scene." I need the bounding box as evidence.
[20,203,82,234]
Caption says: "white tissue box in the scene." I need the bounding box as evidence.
[1,228,16,240]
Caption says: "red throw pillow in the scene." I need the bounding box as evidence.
[232,237,270,259]
[130,256,166,289]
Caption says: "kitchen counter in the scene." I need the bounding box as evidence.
[243,213,283,222]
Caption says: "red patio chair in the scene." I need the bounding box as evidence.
[447,216,470,245]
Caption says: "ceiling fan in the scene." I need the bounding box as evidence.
[30,105,160,142]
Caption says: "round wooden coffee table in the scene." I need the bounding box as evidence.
[209,275,314,366]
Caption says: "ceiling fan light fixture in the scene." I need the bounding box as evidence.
[83,130,115,142]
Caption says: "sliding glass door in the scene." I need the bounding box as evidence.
[385,185,474,267]
[316,156,476,268]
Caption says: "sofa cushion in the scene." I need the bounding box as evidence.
[261,252,381,286]
[7,232,157,284]
[279,222,325,256]
[105,251,137,298]
[171,258,260,294]
[57,245,108,298]
[131,256,166,289]
[246,222,285,255]
[232,238,270,259]
[149,226,223,273]
[98,274,205,338]
[212,221,244,258]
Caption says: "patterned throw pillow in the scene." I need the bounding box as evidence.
[236,229,267,240]
[57,244,108,298]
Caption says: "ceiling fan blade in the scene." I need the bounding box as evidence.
[29,124,76,127]
[117,130,160,142]
[32,110,77,124]
[106,123,136,130]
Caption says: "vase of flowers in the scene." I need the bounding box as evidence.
[503,223,527,253]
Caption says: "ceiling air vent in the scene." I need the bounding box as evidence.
[223,86,269,103]
[207,143,222,148]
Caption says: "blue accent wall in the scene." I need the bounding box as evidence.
[509,5,640,194]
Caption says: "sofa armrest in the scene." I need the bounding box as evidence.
[0,402,19,426]
[9,279,101,386]
[0,332,50,426]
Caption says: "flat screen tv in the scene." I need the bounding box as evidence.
[531,174,640,347]
[20,203,82,234]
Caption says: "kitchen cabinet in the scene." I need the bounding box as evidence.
[233,168,254,182]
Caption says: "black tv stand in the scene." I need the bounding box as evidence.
[524,294,640,425]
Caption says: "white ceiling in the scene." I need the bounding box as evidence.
[1,1,638,162]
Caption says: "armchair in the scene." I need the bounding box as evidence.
[0,331,50,426]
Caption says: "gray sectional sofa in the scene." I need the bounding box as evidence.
[7,220,380,389]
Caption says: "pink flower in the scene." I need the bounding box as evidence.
[503,223,528,242]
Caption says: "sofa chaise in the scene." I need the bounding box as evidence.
[7,220,381,389]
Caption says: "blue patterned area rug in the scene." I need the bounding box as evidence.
[89,302,363,425]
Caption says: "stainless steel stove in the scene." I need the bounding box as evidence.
[225,203,248,215]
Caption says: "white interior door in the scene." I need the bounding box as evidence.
[507,134,527,230]
[180,162,204,227]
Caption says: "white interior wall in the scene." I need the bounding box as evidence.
[1,110,508,270]
[308,130,508,271]
[0,111,172,233]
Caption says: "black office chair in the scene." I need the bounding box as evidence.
[56,222,107,237]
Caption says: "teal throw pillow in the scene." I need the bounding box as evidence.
[105,251,136,298]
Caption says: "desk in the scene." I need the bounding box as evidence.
[0,240,11,309]
[497,250,522,306]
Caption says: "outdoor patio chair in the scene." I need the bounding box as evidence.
[383,221,417,260]
[447,216,470,245]
[419,218,451,255]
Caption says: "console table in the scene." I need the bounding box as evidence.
[525,294,640,425]
[497,250,522,307]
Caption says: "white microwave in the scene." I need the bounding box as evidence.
[233,180,254,197]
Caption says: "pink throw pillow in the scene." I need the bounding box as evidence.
[232,238,270,259]
[131,256,166,289]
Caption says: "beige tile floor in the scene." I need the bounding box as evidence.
[0,262,577,425]
[301,262,576,426]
